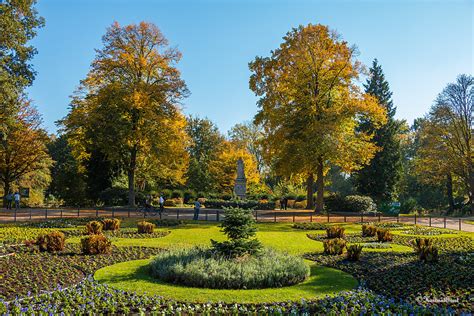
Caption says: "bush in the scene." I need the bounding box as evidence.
[324,194,346,212]
[101,218,120,231]
[204,199,275,210]
[161,189,172,199]
[296,194,306,202]
[292,222,327,230]
[85,221,103,235]
[346,245,363,261]
[324,194,376,213]
[183,190,196,203]
[294,201,307,209]
[163,199,176,207]
[362,225,377,237]
[150,247,309,289]
[376,229,393,242]
[326,226,345,239]
[164,198,183,207]
[80,234,112,255]
[171,190,183,199]
[98,187,128,206]
[400,198,417,214]
[413,238,439,263]
[137,221,156,234]
[220,194,233,201]
[211,208,262,258]
[196,191,206,198]
[345,195,377,213]
[36,231,66,252]
[323,238,346,255]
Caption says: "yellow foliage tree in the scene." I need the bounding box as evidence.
[0,96,52,206]
[62,22,189,206]
[249,24,386,211]
[209,141,260,195]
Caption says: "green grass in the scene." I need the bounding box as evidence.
[66,222,418,253]
[94,259,357,303]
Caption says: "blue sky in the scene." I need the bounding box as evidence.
[27,0,473,134]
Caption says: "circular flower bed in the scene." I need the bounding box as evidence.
[150,247,309,289]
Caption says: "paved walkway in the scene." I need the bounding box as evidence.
[1,208,473,232]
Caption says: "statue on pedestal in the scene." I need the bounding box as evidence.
[234,158,247,199]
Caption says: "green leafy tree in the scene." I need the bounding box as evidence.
[0,0,44,102]
[185,116,224,193]
[47,135,87,206]
[415,75,474,213]
[397,119,449,212]
[353,59,402,204]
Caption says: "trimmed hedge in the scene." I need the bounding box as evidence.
[324,194,377,213]
[204,199,275,210]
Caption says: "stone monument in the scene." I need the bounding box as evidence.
[234,158,247,199]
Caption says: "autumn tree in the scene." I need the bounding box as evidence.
[228,121,266,175]
[185,116,225,193]
[0,97,52,205]
[209,141,260,195]
[352,59,402,204]
[63,22,189,206]
[418,75,474,213]
[0,0,45,206]
[250,24,386,212]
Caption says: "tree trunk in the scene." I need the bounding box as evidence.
[315,156,324,213]
[470,171,474,215]
[128,146,137,207]
[3,182,10,208]
[305,173,314,210]
[446,172,454,212]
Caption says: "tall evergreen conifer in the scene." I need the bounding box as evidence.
[353,59,402,203]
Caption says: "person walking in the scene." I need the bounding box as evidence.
[5,192,12,210]
[14,192,20,210]
[159,194,165,213]
[193,199,201,220]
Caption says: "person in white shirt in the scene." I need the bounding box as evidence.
[159,195,165,212]
[14,192,20,210]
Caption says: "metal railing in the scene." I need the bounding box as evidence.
[0,207,469,231]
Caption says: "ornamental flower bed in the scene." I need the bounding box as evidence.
[305,252,474,312]
[307,232,474,253]
[0,278,454,315]
[0,245,162,300]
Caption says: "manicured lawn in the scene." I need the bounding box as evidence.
[67,222,414,253]
[95,259,357,303]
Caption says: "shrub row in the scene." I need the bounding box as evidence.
[324,194,377,213]
[363,225,393,242]
[204,199,275,210]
